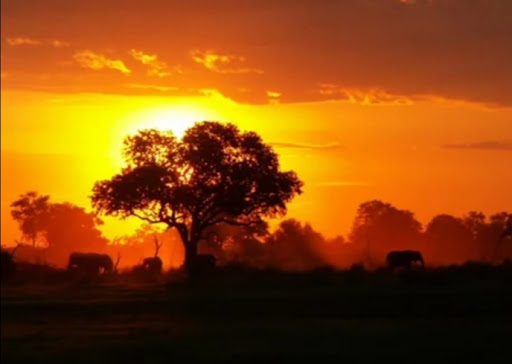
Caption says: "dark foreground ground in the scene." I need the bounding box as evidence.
[2,266,512,363]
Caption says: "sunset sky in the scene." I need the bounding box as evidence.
[2,0,511,244]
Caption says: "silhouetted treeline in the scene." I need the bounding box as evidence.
[3,193,512,272]
[195,200,512,270]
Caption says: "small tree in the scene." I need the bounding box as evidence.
[10,192,50,246]
[153,235,163,257]
[91,122,303,272]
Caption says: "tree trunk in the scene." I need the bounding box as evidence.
[173,222,201,275]
[184,241,198,273]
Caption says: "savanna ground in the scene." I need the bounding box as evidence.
[2,265,512,363]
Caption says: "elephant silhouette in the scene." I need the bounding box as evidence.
[386,250,424,270]
[188,254,216,275]
[136,235,164,275]
[1,250,16,281]
[67,252,114,275]
[142,257,163,274]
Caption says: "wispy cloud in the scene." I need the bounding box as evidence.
[191,50,264,74]
[318,84,414,105]
[6,37,70,47]
[270,142,343,150]
[129,49,178,77]
[127,83,178,92]
[73,50,131,75]
[50,39,71,48]
[199,88,227,98]
[442,141,512,151]
[6,37,41,46]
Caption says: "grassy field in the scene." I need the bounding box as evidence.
[2,266,512,363]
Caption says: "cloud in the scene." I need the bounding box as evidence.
[73,50,131,75]
[270,142,343,150]
[126,83,178,92]
[129,49,177,77]
[6,37,41,46]
[199,88,227,98]
[318,84,414,105]
[6,37,70,47]
[50,39,71,48]
[2,0,512,106]
[267,91,281,99]
[191,50,264,74]
[442,141,512,151]
[266,90,281,104]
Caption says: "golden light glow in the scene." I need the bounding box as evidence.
[122,104,221,138]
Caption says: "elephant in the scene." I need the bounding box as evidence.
[1,250,16,281]
[142,257,163,274]
[67,252,114,275]
[386,250,424,270]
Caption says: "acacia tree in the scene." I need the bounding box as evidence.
[91,122,303,271]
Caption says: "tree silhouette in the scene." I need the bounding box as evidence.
[266,219,326,271]
[91,122,303,272]
[461,211,511,261]
[490,213,512,262]
[425,214,476,264]
[349,200,422,264]
[43,203,108,253]
[10,192,50,246]
[200,221,269,265]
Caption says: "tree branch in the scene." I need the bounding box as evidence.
[207,217,263,228]
[132,212,161,224]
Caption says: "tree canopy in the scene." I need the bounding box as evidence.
[350,200,422,246]
[91,121,303,271]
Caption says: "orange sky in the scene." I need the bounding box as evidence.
[1,0,512,244]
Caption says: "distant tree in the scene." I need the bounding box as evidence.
[425,214,476,264]
[491,212,512,240]
[349,200,422,264]
[112,224,164,246]
[463,211,491,260]
[266,219,326,271]
[489,212,512,262]
[43,203,108,253]
[463,211,486,237]
[10,192,50,246]
[91,122,303,273]
[201,221,269,265]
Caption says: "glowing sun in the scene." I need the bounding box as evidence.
[124,104,220,138]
